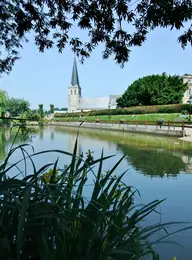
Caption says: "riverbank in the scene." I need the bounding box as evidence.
[47,121,185,137]
[179,136,192,142]
[53,113,182,122]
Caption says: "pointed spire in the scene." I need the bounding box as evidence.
[71,57,80,87]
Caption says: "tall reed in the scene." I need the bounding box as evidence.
[0,134,190,260]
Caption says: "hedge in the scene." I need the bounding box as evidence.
[54,104,191,118]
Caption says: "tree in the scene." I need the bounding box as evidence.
[117,74,188,107]
[0,90,8,112]
[38,104,44,118]
[1,0,192,74]
[23,109,40,121]
[50,104,54,114]
[7,97,30,117]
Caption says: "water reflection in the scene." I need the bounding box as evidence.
[1,126,192,178]
[0,127,20,161]
[0,127,38,162]
[40,129,44,140]
[0,127,9,161]
[1,126,192,260]
[52,126,192,178]
[117,144,187,177]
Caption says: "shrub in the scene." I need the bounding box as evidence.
[22,109,41,121]
[54,104,191,119]
[181,110,189,115]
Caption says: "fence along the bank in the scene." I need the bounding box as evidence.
[57,119,187,130]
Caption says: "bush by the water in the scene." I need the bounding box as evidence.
[22,109,41,121]
[54,104,191,118]
[0,135,187,260]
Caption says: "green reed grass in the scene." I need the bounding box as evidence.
[0,132,190,260]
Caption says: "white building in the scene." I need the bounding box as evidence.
[68,58,121,112]
[182,74,192,104]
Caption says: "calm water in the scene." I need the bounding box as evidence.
[2,126,192,260]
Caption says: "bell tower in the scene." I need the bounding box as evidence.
[68,57,81,112]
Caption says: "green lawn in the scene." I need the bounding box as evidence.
[53,113,188,122]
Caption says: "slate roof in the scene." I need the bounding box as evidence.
[71,57,80,86]
[78,97,109,110]
[109,94,121,106]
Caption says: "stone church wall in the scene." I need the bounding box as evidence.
[182,75,192,104]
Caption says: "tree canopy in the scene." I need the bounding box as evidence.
[117,74,188,107]
[7,97,30,117]
[1,0,192,74]
[50,104,54,114]
[0,90,8,111]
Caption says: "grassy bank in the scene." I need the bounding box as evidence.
[53,113,185,122]
[54,104,191,118]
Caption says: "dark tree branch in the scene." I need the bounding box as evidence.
[0,0,192,74]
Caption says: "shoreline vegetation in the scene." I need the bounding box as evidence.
[0,128,190,259]
[54,104,192,121]
[53,113,182,123]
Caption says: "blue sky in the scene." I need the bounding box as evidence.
[0,26,191,110]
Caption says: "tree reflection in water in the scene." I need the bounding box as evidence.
[117,144,187,178]
[0,126,37,163]
[52,126,192,178]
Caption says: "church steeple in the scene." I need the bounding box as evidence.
[71,57,80,87]
[68,57,81,113]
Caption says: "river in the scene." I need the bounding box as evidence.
[1,126,192,260]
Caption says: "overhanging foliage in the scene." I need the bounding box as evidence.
[0,0,192,74]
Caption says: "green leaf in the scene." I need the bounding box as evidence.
[16,186,31,260]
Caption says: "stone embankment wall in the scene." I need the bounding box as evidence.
[47,121,185,137]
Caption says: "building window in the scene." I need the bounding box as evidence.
[74,89,76,95]
[71,90,73,95]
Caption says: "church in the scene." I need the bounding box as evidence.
[68,59,192,112]
[68,58,121,112]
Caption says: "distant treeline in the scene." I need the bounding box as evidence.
[54,108,68,111]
